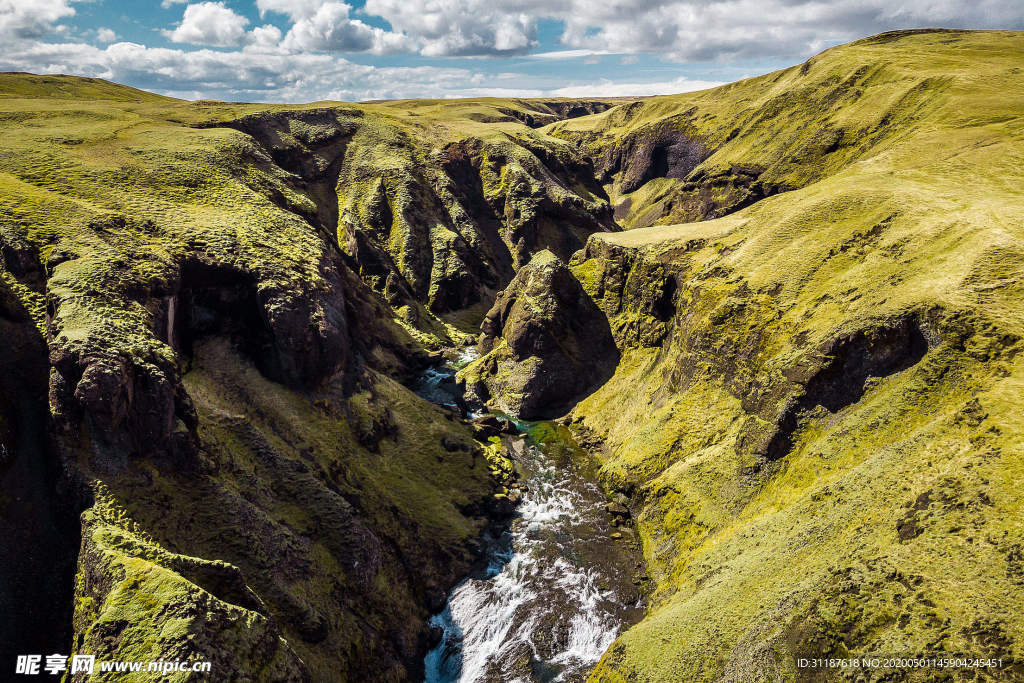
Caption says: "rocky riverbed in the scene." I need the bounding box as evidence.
[416,351,648,683]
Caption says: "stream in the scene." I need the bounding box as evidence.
[415,350,647,683]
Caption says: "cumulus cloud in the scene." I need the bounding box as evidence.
[163,2,251,47]
[0,37,479,102]
[0,0,76,40]
[3,0,1022,102]
[162,2,297,51]
[365,0,539,56]
[162,0,1024,60]
[543,0,1023,61]
[256,0,325,20]
[280,2,414,54]
[249,24,282,48]
[0,30,721,102]
[365,0,1022,60]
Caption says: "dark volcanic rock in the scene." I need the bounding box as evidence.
[337,126,618,320]
[470,414,518,439]
[596,118,713,194]
[0,272,77,662]
[170,254,355,390]
[461,250,619,419]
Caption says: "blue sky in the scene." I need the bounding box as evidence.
[0,0,1020,102]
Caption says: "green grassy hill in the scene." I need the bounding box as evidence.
[551,29,1023,230]
[0,27,1022,682]
[0,73,176,102]
[0,74,618,678]
[542,29,1024,680]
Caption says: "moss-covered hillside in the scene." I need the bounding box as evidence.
[0,75,620,679]
[551,29,1022,232]
[541,30,1024,680]
[334,98,619,341]
[192,95,622,345]
[1,26,1022,683]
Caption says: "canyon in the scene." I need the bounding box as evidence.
[0,28,1022,681]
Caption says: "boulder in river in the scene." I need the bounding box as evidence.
[470,414,519,438]
[606,501,630,517]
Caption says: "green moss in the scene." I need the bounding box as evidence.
[0,81,567,679]
[481,437,515,483]
[556,29,1024,682]
[3,30,1023,682]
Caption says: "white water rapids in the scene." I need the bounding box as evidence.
[415,351,645,683]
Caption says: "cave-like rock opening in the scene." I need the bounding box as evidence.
[764,315,930,461]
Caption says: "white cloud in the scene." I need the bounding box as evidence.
[279,2,414,54]
[0,0,76,40]
[0,38,481,102]
[161,0,188,7]
[249,24,282,48]
[364,0,540,56]
[3,0,1022,103]
[363,0,1023,60]
[549,76,724,97]
[256,0,324,21]
[163,2,250,48]
[528,49,612,60]
[159,0,1024,61]
[96,27,116,43]
[0,31,724,102]
[549,0,1024,61]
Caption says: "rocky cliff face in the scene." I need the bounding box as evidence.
[552,30,1024,681]
[459,250,619,420]
[570,223,1023,680]
[335,119,618,328]
[0,233,77,661]
[200,100,621,346]
[0,83,575,680]
[41,224,489,679]
[1,28,1023,683]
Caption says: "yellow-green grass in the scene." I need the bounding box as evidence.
[0,74,620,676]
[0,72,621,344]
[551,29,1024,230]
[3,28,1023,680]
[558,30,1024,681]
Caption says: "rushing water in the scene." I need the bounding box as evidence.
[415,350,646,683]
[413,347,481,413]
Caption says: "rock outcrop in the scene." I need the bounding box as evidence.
[208,101,623,345]
[460,251,619,419]
[336,125,618,322]
[0,249,77,663]
[2,28,1024,683]
[0,79,507,681]
[556,30,1024,681]
[593,116,714,195]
